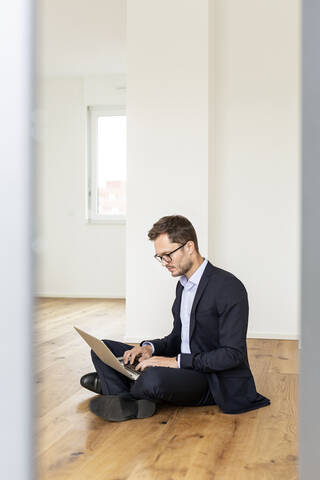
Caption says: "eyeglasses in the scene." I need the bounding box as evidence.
[154,241,188,264]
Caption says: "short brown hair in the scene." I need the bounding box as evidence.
[148,215,199,252]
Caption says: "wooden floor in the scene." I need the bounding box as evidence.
[36,298,298,480]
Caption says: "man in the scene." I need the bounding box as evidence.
[80,215,270,421]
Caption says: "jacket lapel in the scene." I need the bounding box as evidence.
[175,281,184,316]
[189,262,214,341]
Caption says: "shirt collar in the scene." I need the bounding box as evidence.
[179,257,208,289]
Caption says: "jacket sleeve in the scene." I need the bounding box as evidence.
[179,282,249,373]
[140,282,182,357]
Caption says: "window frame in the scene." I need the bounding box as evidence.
[86,105,126,225]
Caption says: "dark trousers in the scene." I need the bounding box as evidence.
[91,339,216,407]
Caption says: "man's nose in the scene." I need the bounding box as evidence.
[161,258,170,266]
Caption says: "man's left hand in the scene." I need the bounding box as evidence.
[135,356,178,371]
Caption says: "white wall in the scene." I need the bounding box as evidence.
[36,0,300,341]
[125,0,209,341]
[36,75,126,297]
[210,0,300,339]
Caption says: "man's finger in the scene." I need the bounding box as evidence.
[140,362,148,372]
[139,353,149,361]
[135,361,142,371]
[136,359,149,371]
[123,350,131,364]
[123,351,129,364]
[130,352,138,364]
[124,348,135,364]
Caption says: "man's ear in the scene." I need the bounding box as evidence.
[186,240,195,255]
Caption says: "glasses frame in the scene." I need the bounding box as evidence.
[154,241,188,264]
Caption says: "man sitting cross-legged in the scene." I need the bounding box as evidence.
[80,215,270,422]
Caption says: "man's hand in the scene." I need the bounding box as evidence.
[123,344,153,365]
[135,356,178,372]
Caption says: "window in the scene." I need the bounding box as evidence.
[87,106,126,223]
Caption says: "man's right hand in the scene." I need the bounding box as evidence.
[123,344,153,365]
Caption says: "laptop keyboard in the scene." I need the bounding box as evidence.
[124,362,141,375]
[118,356,141,377]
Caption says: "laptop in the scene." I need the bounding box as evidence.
[74,326,142,381]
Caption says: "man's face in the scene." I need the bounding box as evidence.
[154,233,193,277]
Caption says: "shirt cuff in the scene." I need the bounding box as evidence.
[141,341,155,354]
[177,353,181,368]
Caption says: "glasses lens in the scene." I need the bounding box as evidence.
[162,255,171,263]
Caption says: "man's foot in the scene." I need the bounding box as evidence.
[80,372,102,394]
[89,395,156,422]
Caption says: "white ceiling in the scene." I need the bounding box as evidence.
[37,0,126,76]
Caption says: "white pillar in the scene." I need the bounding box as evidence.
[0,0,33,478]
[126,0,209,340]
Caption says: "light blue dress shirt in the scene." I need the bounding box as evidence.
[143,257,208,368]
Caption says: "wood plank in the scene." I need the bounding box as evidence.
[36,298,298,480]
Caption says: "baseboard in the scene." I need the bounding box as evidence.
[247,332,300,340]
[36,293,125,299]
[124,332,300,344]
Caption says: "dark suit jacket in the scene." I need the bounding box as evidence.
[141,260,271,414]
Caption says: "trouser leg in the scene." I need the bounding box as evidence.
[91,340,215,406]
[130,366,216,406]
[91,339,135,395]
